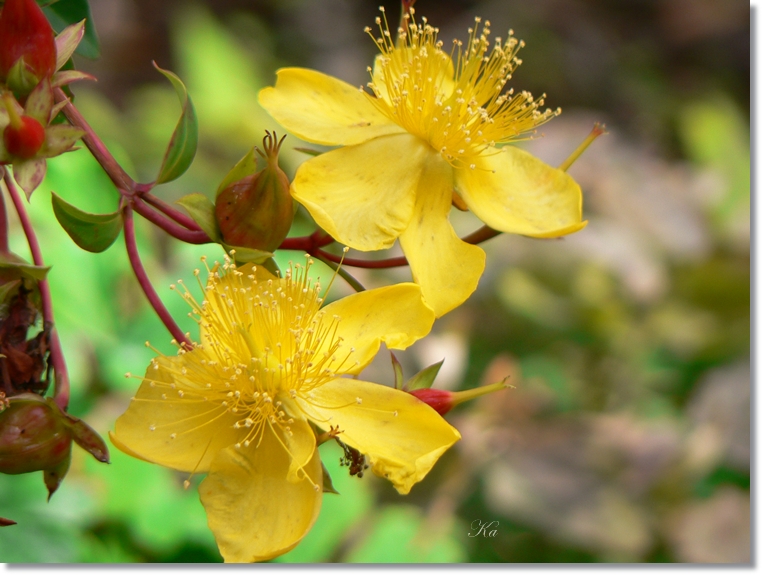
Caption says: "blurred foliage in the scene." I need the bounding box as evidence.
[0,0,750,564]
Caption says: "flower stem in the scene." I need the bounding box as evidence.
[0,168,9,254]
[123,205,192,349]
[132,197,210,244]
[315,248,408,269]
[53,87,135,193]
[3,170,70,410]
[139,191,203,231]
[558,122,607,172]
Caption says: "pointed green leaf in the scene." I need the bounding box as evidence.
[293,147,325,157]
[51,192,123,253]
[404,359,444,392]
[321,462,340,495]
[216,147,259,197]
[44,0,100,59]
[0,252,50,282]
[154,63,198,184]
[390,352,404,390]
[176,193,221,243]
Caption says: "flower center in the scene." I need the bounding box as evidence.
[364,8,560,169]
[160,256,352,448]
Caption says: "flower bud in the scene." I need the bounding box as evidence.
[0,393,109,498]
[3,114,45,159]
[409,381,509,415]
[0,394,70,475]
[215,132,294,252]
[0,0,57,95]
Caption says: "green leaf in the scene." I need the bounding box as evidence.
[216,147,258,197]
[43,0,100,59]
[154,63,198,184]
[176,193,221,243]
[293,147,325,157]
[404,359,444,392]
[0,253,50,282]
[321,462,340,495]
[51,192,123,253]
[390,352,404,390]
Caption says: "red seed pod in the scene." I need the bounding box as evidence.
[215,132,294,252]
[3,114,45,158]
[0,0,57,94]
[0,394,71,475]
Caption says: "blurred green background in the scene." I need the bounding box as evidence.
[0,0,750,563]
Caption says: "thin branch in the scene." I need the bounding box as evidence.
[53,87,135,193]
[279,228,336,252]
[315,248,408,269]
[132,197,211,244]
[123,205,192,349]
[3,171,70,410]
[139,190,203,232]
[0,167,9,254]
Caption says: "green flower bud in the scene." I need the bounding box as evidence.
[215,132,294,253]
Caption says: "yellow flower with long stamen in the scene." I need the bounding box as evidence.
[259,9,586,317]
[110,255,459,563]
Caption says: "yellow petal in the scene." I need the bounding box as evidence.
[112,356,242,473]
[321,283,435,375]
[454,146,587,237]
[199,426,323,563]
[399,155,486,317]
[291,134,428,250]
[297,379,460,495]
[258,68,403,146]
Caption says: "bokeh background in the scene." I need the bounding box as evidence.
[0,0,750,563]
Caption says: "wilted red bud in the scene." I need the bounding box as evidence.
[215,131,294,252]
[409,381,509,415]
[0,0,57,95]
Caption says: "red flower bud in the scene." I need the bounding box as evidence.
[0,0,57,94]
[3,114,45,158]
[409,381,509,415]
[0,395,70,475]
[215,132,294,252]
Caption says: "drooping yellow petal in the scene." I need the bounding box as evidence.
[297,379,460,495]
[399,154,486,317]
[258,68,404,146]
[291,133,428,250]
[199,426,323,563]
[112,356,242,473]
[454,146,587,238]
[320,283,435,375]
[277,395,317,483]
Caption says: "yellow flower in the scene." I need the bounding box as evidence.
[110,256,459,563]
[259,10,586,317]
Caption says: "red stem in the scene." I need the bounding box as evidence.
[132,197,210,244]
[315,248,408,269]
[123,206,192,349]
[140,190,203,231]
[279,229,336,252]
[3,171,70,410]
[53,87,135,193]
[0,168,9,253]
